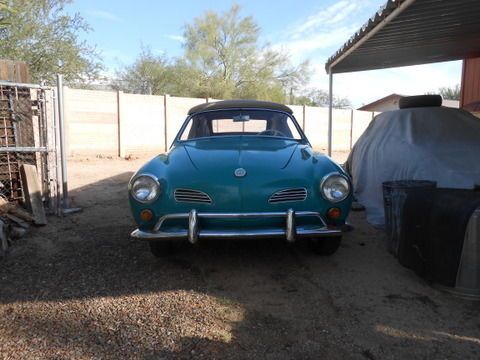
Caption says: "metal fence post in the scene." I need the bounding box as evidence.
[117,90,122,158]
[164,94,169,152]
[328,71,333,156]
[52,87,62,215]
[302,105,306,131]
[350,109,354,150]
[56,74,68,209]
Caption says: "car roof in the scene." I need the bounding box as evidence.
[188,100,293,115]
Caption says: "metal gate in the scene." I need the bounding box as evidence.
[0,81,60,214]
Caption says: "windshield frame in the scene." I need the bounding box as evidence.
[172,108,310,146]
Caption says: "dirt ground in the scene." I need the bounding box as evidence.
[1,155,479,359]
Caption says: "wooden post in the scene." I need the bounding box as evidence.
[20,164,47,225]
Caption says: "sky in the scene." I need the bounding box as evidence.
[66,0,462,107]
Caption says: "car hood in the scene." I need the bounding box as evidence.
[181,136,299,171]
[163,137,309,212]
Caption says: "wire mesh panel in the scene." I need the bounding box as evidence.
[0,83,59,214]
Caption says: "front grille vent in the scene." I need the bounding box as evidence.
[269,188,307,203]
[174,188,212,204]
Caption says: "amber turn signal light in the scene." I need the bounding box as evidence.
[327,207,342,220]
[140,209,153,221]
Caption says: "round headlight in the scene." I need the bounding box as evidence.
[320,173,350,203]
[130,174,161,203]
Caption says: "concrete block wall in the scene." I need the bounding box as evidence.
[304,106,330,151]
[119,92,165,157]
[63,87,375,157]
[64,88,119,156]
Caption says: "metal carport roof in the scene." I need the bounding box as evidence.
[325,0,480,74]
[323,0,480,156]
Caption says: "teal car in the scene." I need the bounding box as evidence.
[129,100,352,256]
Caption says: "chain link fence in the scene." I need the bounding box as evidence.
[0,82,60,214]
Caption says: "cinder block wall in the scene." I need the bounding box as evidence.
[64,88,119,156]
[119,92,166,157]
[63,87,374,157]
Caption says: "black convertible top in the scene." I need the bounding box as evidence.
[188,100,293,115]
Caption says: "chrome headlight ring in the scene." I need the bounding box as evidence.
[129,173,162,204]
[320,172,351,203]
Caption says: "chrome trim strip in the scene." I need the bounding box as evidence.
[131,210,341,242]
[131,227,341,240]
[269,187,307,203]
[153,210,327,231]
[174,188,212,204]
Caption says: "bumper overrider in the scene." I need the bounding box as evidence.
[131,209,342,243]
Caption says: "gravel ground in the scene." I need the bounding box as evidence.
[0,156,479,359]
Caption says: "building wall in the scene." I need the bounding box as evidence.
[461,57,480,107]
[363,98,400,112]
[63,88,376,157]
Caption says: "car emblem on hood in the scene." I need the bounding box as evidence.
[234,168,247,177]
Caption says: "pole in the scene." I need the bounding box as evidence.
[52,88,62,215]
[117,90,122,157]
[350,109,354,150]
[302,104,306,131]
[56,74,69,209]
[328,70,333,157]
[164,94,169,152]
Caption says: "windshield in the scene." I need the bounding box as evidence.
[178,109,304,141]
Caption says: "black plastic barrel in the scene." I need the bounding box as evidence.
[401,188,480,298]
[383,180,437,257]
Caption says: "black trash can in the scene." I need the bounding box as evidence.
[383,180,437,257]
[402,188,480,299]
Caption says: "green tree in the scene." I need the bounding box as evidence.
[0,1,13,28]
[114,48,206,97]
[182,5,310,101]
[438,84,460,101]
[0,0,102,84]
[114,47,173,95]
[293,88,351,109]
[118,5,310,101]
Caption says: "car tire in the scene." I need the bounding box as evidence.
[308,237,342,256]
[398,94,442,109]
[149,241,174,257]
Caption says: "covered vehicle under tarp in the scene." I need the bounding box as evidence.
[345,106,480,226]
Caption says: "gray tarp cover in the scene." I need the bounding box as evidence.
[345,107,480,226]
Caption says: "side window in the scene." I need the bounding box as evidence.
[180,119,193,140]
[267,115,302,139]
[286,118,302,139]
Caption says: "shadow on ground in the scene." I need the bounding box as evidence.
[1,170,479,359]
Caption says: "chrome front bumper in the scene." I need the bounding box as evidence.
[130,209,342,243]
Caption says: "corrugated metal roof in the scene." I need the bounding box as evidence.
[325,0,480,73]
